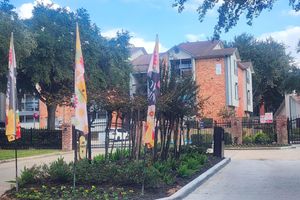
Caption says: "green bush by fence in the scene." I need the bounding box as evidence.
[0,128,62,149]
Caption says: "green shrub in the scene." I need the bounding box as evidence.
[254,132,270,144]
[93,154,105,164]
[177,164,194,178]
[243,135,254,144]
[19,166,38,187]
[109,148,131,161]
[144,165,162,187]
[48,157,72,183]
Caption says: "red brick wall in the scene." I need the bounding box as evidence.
[39,101,74,129]
[236,67,245,117]
[195,58,226,120]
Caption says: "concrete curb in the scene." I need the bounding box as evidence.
[156,157,231,200]
[0,151,73,164]
[225,146,295,150]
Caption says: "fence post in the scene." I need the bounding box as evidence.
[62,123,73,151]
[275,116,288,145]
[213,127,224,158]
[230,118,242,144]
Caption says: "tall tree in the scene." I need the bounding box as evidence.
[22,4,131,129]
[23,4,75,129]
[228,33,293,114]
[0,0,36,93]
[173,0,300,39]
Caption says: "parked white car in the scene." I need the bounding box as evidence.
[109,128,129,141]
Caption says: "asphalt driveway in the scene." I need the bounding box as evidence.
[185,146,300,200]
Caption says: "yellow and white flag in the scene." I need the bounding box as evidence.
[73,23,89,134]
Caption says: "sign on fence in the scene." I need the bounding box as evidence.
[260,112,273,124]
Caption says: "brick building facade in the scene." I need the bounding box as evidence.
[130,40,254,120]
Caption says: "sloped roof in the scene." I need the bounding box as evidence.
[131,40,240,73]
[131,53,168,73]
[238,61,254,73]
[131,54,152,66]
[174,40,238,59]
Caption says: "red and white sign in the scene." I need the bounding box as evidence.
[260,115,266,124]
[260,112,273,124]
[264,112,273,123]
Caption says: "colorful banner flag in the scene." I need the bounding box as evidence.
[73,23,89,134]
[144,35,160,148]
[5,33,21,142]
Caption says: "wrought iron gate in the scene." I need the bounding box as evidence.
[288,117,300,144]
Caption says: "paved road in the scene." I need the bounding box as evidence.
[185,146,300,200]
[0,149,104,196]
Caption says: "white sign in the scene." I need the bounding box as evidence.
[264,112,273,123]
[260,115,266,124]
[260,113,273,124]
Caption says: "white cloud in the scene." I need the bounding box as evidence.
[185,33,206,42]
[17,3,34,19]
[287,10,300,17]
[130,37,168,53]
[102,28,168,53]
[259,26,300,66]
[101,28,123,38]
[16,0,62,20]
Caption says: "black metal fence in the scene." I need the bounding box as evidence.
[188,119,231,148]
[288,117,300,144]
[242,117,277,143]
[0,128,62,149]
[91,119,130,148]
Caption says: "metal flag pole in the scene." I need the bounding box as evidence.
[141,144,147,196]
[11,32,18,193]
[15,142,18,192]
[73,127,77,191]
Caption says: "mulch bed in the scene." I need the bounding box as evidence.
[1,155,222,200]
[129,155,222,200]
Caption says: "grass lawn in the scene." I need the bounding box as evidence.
[0,149,60,160]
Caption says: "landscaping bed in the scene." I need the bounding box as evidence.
[2,148,222,200]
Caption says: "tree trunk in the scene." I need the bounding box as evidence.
[186,120,190,148]
[173,118,179,158]
[47,104,57,130]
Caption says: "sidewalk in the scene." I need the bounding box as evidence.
[0,148,105,196]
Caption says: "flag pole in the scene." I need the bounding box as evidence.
[15,142,18,192]
[73,127,77,191]
[141,144,146,196]
[11,32,18,192]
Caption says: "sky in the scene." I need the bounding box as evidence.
[12,0,300,65]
